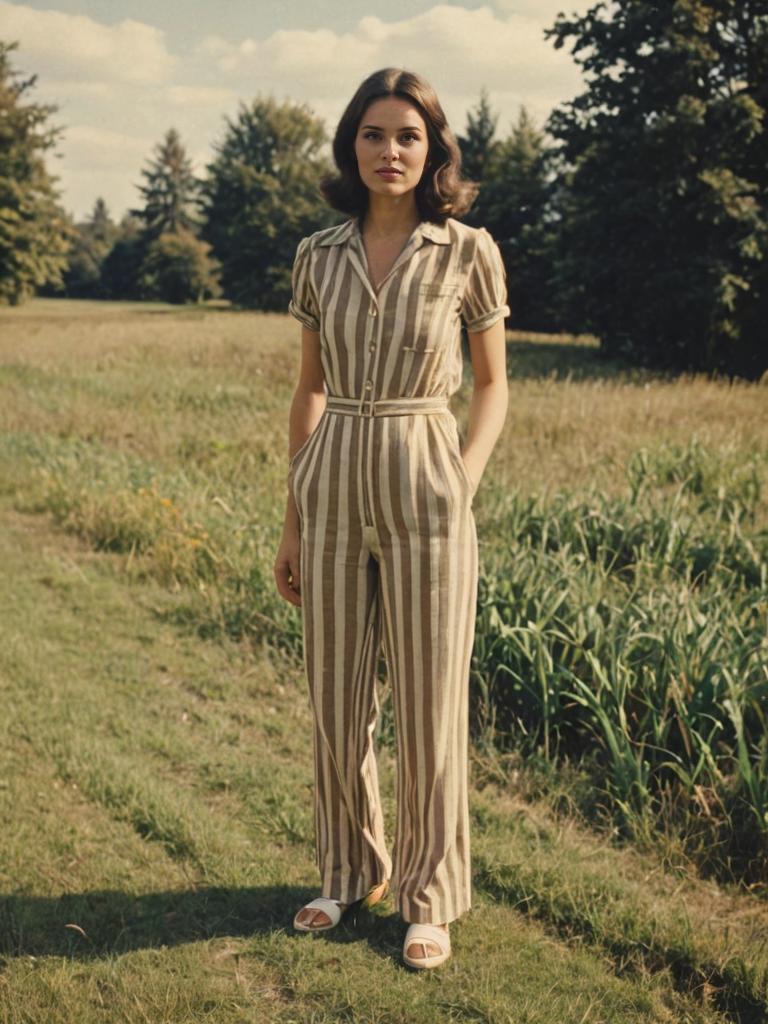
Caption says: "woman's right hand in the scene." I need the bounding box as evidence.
[278,326,325,608]
[275,499,302,607]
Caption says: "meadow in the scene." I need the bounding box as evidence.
[0,298,766,1023]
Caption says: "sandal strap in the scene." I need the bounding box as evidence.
[302,896,345,925]
[405,923,451,953]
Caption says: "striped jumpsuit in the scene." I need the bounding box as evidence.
[287,216,509,925]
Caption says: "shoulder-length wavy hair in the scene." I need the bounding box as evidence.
[321,68,478,223]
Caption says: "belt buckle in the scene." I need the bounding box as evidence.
[360,392,375,417]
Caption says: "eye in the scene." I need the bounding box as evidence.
[362,130,380,141]
[401,132,419,143]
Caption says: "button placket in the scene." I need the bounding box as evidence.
[359,299,379,415]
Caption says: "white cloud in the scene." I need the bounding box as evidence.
[493,0,586,20]
[33,79,112,100]
[4,1,586,219]
[59,125,152,169]
[0,1,175,84]
[167,85,238,108]
[196,4,582,104]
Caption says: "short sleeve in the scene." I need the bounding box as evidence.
[460,228,510,332]
[288,235,320,332]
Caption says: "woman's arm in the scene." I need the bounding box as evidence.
[275,324,326,606]
[460,318,508,493]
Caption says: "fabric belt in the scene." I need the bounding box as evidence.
[326,394,450,418]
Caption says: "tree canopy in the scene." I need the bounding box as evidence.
[544,0,768,378]
[130,127,203,240]
[200,96,334,310]
[0,40,71,304]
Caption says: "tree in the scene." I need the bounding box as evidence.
[130,127,202,241]
[200,96,334,310]
[62,197,119,298]
[138,228,222,303]
[0,40,71,304]
[458,88,500,188]
[99,213,146,300]
[544,1,768,378]
[481,106,557,330]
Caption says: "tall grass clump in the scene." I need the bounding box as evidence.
[471,440,768,882]
[8,434,303,657]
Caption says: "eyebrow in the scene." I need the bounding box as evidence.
[360,124,423,132]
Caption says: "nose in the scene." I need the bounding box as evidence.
[382,137,399,162]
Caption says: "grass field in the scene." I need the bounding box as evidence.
[0,298,766,1023]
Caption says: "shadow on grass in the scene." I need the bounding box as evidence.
[0,886,404,963]
[502,335,675,384]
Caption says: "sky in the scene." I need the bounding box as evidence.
[0,1,592,222]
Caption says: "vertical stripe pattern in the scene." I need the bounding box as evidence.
[287,216,508,926]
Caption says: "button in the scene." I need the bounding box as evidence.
[369,343,375,352]
[364,380,373,390]
[369,306,377,317]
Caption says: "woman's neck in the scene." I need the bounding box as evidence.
[362,193,421,239]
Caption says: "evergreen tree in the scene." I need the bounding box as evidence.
[0,40,71,304]
[545,1,768,378]
[62,196,119,298]
[130,127,202,240]
[89,197,114,245]
[458,88,500,187]
[100,213,146,300]
[200,96,334,310]
[482,106,556,329]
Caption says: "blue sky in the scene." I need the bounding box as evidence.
[1,1,590,221]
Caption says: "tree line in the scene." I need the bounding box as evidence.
[1,1,766,379]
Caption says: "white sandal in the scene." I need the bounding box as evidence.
[293,896,347,932]
[402,922,452,969]
[293,879,390,933]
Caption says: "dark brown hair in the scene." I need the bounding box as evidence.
[320,68,478,223]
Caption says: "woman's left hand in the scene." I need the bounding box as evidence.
[460,452,481,495]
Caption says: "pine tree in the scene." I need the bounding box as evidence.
[200,96,333,309]
[458,88,500,186]
[130,127,202,240]
[545,1,768,378]
[62,196,119,298]
[100,213,146,300]
[89,197,114,245]
[0,40,71,304]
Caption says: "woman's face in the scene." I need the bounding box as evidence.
[353,96,430,201]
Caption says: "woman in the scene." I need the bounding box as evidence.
[274,67,509,970]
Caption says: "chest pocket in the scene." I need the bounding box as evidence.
[403,281,460,353]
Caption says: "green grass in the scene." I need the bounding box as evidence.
[0,297,767,1022]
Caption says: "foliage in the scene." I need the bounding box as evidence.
[130,127,203,240]
[99,213,149,300]
[459,97,558,331]
[200,95,335,310]
[471,439,767,877]
[59,197,120,298]
[458,88,500,183]
[0,40,72,304]
[138,228,222,304]
[544,0,768,378]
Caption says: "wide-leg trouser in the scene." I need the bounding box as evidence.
[289,395,478,925]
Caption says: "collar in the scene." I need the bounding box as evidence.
[316,217,451,247]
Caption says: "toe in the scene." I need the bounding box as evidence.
[408,940,443,959]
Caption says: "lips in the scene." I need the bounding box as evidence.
[376,168,403,178]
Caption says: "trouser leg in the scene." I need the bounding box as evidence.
[378,513,478,925]
[300,525,393,904]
